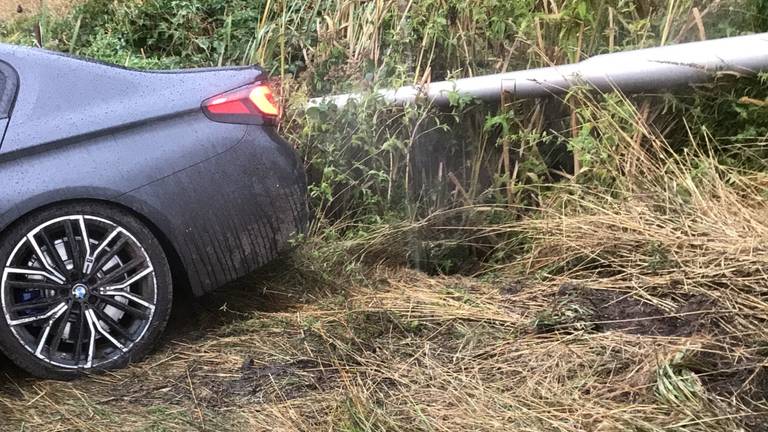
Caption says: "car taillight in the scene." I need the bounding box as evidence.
[202,83,280,125]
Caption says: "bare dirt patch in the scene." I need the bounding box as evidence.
[545,283,719,337]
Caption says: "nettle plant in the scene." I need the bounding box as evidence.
[299,95,406,224]
[294,93,464,225]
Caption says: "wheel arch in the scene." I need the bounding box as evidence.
[0,196,192,299]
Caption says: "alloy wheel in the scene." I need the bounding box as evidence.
[1,215,157,369]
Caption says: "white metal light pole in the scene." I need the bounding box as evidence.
[309,33,768,108]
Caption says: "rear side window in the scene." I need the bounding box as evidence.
[0,61,19,119]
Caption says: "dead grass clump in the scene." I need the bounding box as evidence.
[2,261,765,431]
[508,93,768,427]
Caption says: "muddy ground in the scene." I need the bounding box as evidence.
[0,256,766,431]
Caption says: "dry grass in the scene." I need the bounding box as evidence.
[0,2,765,430]
[518,94,768,335]
[2,93,766,431]
[1,249,766,431]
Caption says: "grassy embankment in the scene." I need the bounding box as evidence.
[1,0,768,430]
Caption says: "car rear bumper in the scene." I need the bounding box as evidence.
[120,125,308,296]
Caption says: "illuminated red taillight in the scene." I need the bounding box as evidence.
[202,83,280,125]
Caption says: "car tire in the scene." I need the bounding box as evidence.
[0,202,172,379]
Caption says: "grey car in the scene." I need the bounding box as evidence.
[0,44,308,379]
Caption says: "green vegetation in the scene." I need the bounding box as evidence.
[2,0,768,431]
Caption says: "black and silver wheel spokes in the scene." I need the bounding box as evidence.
[1,216,157,369]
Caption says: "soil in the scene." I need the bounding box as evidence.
[555,283,717,337]
[551,283,768,417]
[1,269,765,430]
[691,349,768,431]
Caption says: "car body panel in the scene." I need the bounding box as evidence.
[0,112,247,231]
[0,44,262,154]
[0,44,308,296]
[119,126,307,295]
